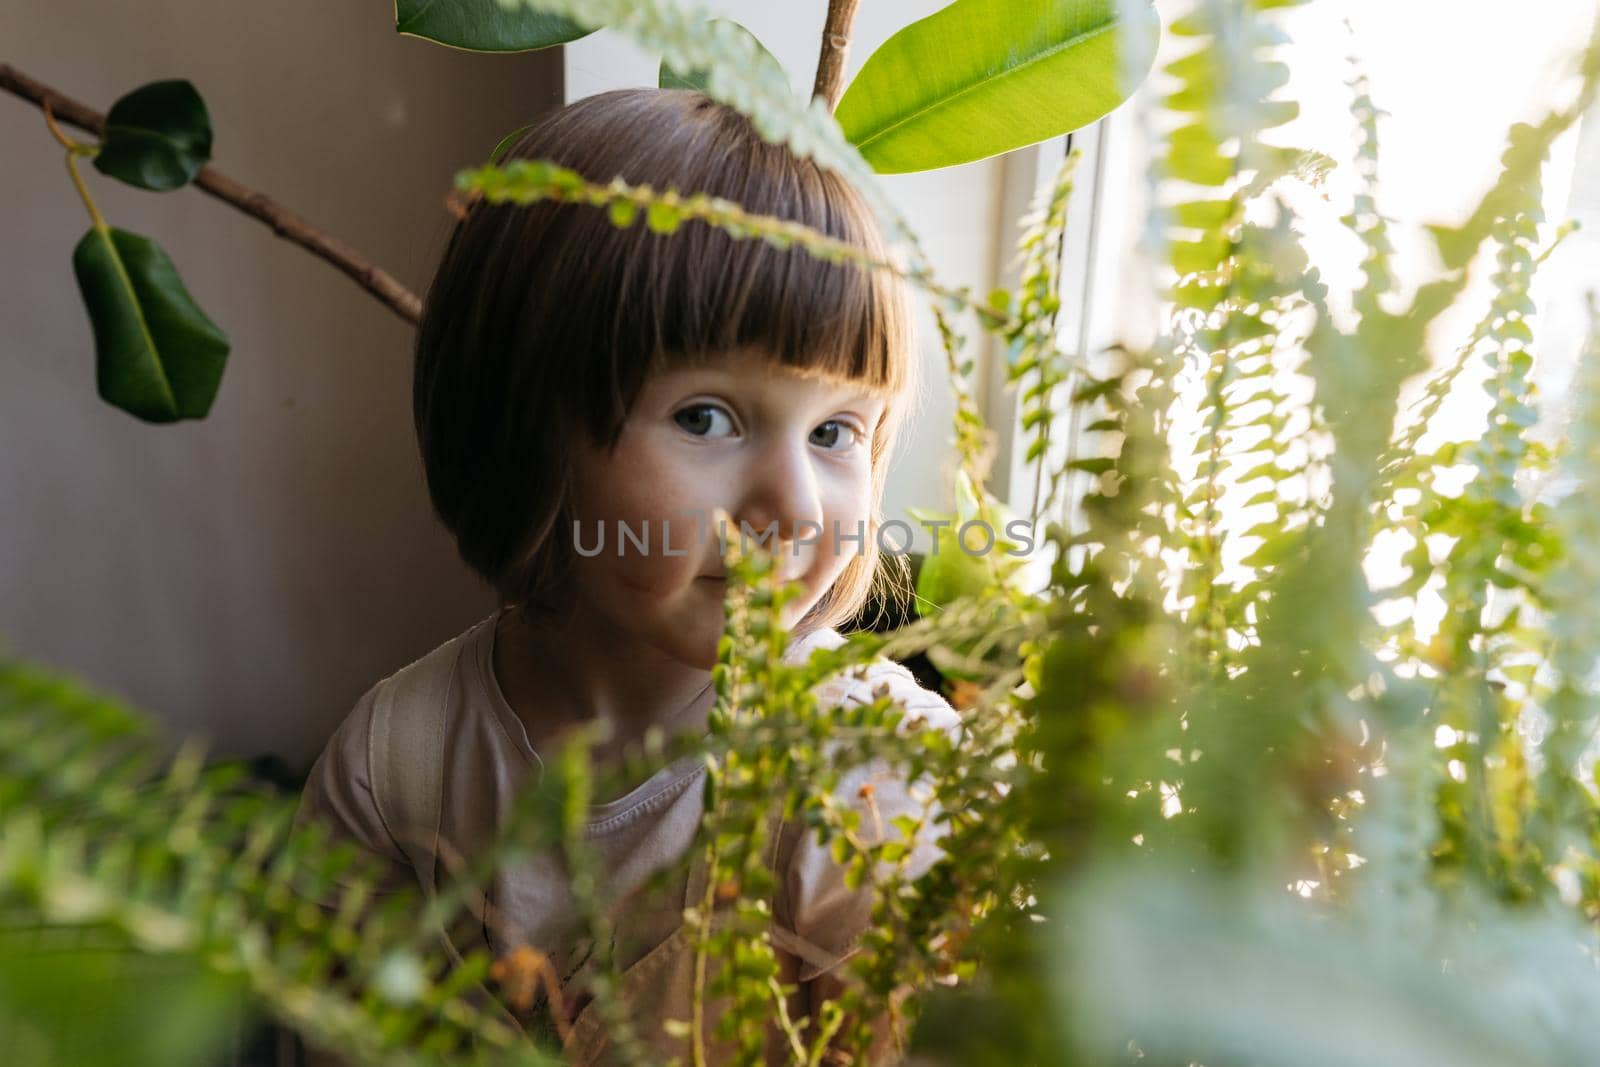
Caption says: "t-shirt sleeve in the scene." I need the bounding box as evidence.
[294,684,416,898]
[771,660,962,983]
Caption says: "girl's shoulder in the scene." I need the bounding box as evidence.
[320,611,502,755]
[296,612,515,879]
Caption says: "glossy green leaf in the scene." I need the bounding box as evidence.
[394,0,592,52]
[835,0,1160,174]
[72,226,230,423]
[908,471,1033,613]
[92,80,212,192]
[914,520,998,610]
[659,19,778,92]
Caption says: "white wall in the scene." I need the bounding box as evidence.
[1,1,561,769]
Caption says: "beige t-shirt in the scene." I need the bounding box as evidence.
[296,608,960,1057]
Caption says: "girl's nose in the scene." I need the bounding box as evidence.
[731,440,825,550]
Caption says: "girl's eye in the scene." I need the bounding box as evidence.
[810,420,860,451]
[673,403,736,438]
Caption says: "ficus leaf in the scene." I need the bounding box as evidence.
[835,0,1160,174]
[394,0,592,52]
[93,80,212,192]
[72,226,230,424]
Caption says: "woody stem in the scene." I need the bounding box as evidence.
[811,0,862,113]
[1,62,423,325]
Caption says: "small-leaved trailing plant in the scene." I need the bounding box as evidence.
[7,0,1600,1064]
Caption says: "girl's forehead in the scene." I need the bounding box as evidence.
[661,345,897,395]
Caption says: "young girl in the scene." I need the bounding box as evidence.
[296,88,960,1065]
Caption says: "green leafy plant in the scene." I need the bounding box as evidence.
[7,0,1600,1065]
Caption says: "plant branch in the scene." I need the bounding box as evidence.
[0,62,422,326]
[811,0,861,112]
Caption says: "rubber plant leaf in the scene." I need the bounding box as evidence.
[394,0,593,52]
[660,19,780,92]
[909,471,1030,611]
[92,80,213,191]
[836,0,1161,174]
[72,226,230,423]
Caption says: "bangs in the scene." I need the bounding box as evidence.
[625,169,908,388]
[496,89,914,445]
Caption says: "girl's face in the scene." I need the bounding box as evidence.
[568,346,891,669]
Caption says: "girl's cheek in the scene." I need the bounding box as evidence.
[592,433,694,518]
[818,480,872,573]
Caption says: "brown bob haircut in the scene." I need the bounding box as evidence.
[414,89,919,634]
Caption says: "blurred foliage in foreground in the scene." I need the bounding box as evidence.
[7,0,1600,1064]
